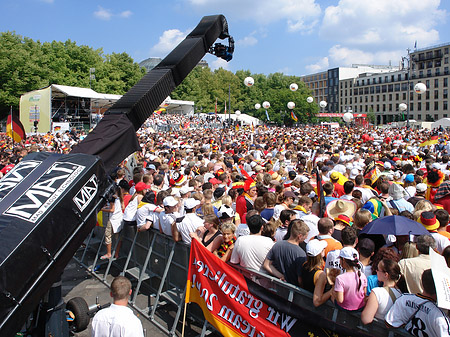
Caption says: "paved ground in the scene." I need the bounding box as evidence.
[61,256,219,337]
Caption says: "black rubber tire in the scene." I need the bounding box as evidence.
[66,297,90,332]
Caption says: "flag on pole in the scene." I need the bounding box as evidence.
[290,110,298,122]
[265,109,270,121]
[7,110,26,143]
[251,123,254,132]
[235,124,239,132]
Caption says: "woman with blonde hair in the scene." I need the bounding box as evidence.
[413,199,434,221]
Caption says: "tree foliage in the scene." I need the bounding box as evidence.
[171,67,318,124]
[0,31,145,119]
[0,31,320,124]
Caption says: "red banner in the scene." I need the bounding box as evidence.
[186,239,295,337]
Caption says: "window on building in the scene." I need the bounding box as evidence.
[365,96,368,102]
[360,96,363,103]
[419,71,423,78]
[445,57,449,64]
[436,68,441,76]
[396,93,399,100]
[377,105,380,112]
[373,78,377,84]
[444,89,448,99]
[410,92,414,101]
[391,75,395,82]
[435,101,439,110]
[367,79,371,85]
[376,86,380,93]
[389,94,392,100]
[426,91,430,100]
[444,101,448,110]
[418,102,422,111]
[361,80,364,85]
[446,67,450,75]
[435,79,439,88]
[371,96,374,102]
[418,114,422,120]
[426,102,430,110]
[401,83,408,91]
[398,74,402,81]
[410,103,414,111]
[427,69,432,77]
[427,61,433,69]
[395,84,400,92]
[435,90,439,99]
[444,78,448,87]
[370,87,374,94]
[382,85,387,93]
[350,97,352,104]
[436,60,442,67]
[384,76,388,83]
[435,114,439,120]
[445,114,448,118]
[389,104,392,111]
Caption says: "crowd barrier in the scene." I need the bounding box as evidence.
[74,226,410,337]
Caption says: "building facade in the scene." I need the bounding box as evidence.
[302,43,450,125]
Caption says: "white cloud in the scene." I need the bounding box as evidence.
[320,0,445,48]
[150,29,190,56]
[236,34,258,47]
[120,10,132,18]
[306,57,329,73]
[185,0,322,33]
[210,58,230,71]
[94,6,113,20]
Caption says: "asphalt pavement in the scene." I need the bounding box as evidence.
[61,257,214,337]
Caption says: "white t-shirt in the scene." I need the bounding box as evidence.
[123,197,138,222]
[109,198,124,233]
[136,203,162,230]
[176,213,204,244]
[91,303,144,337]
[159,211,179,236]
[386,293,450,337]
[372,287,402,320]
[230,235,274,272]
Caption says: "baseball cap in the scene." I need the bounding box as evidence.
[135,182,151,192]
[349,168,359,179]
[416,183,427,193]
[306,239,327,257]
[339,247,359,261]
[163,196,178,207]
[184,198,200,209]
[404,174,414,183]
[179,185,194,195]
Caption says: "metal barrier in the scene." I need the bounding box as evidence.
[75,227,411,337]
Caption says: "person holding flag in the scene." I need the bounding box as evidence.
[6,108,26,143]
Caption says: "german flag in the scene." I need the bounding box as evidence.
[419,135,439,147]
[7,114,26,143]
[291,110,298,122]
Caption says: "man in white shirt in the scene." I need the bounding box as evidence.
[172,198,204,244]
[230,214,274,273]
[91,276,144,337]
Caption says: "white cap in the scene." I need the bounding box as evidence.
[163,196,178,207]
[349,168,359,179]
[384,162,392,169]
[184,198,200,209]
[306,239,327,257]
[179,185,194,195]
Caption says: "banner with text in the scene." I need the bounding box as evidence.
[185,239,371,337]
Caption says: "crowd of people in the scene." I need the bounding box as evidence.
[3,117,450,336]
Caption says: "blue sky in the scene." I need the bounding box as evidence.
[1,0,449,76]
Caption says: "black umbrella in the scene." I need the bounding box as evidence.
[360,215,430,236]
